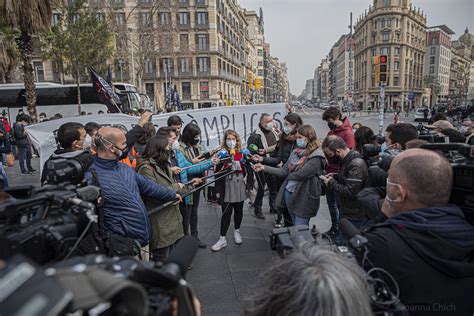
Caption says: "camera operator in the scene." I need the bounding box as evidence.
[41,122,92,184]
[243,243,373,316]
[460,118,474,145]
[85,127,181,254]
[362,149,474,315]
[320,135,369,235]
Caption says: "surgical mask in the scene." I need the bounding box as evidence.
[171,139,180,151]
[265,122,274,131]
[327,122,338,130]
[352,128,357,134]
[283,126,294,135]
[296,138,306,148]
[380,142,388,153]
[226,139,236,149]
[385,179,403,203]
[460,126,470,135]
[83,134,92,150]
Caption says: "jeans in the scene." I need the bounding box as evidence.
[337,218,372,242]
[326,189,340,230]
[284,190,310,226]
[18,146,33,173]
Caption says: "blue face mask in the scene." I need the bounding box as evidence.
[296,138,306,148]
[380,142,387,153]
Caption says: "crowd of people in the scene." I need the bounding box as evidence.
[1,105,473,315]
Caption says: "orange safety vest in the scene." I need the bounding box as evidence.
[120,146,139,169]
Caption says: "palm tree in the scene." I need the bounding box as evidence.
[0,27,19,83]
[423,75,441,108]
[0,0,52,121]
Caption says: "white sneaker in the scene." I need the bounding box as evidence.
[211,237,227,252]
[234,229,243,244]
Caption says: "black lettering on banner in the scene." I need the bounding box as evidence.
[250,112,258,134]
[243,113,247,141]
[231,113,236,131]
[186,114,198,126]
[273,111,283,130]
[220,115,230,131]
[203,116,220,147]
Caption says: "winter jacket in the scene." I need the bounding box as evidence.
[41,149,93,184]
[172,149,213,205]
[262,138,295,167]
[363,206,474,316]
[13,123,29,147]
[214,152,246,203]
[179,142,207,204]
[264,148,327,219]
[327,150,368,220]
[326,117,355,173]
[136,158,185,250]
[356,186,385,220]
[247,124,280,156]
[84,157,176,246]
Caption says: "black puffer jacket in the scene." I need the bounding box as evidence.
[327,150,368,220]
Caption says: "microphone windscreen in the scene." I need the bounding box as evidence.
[164,236,198,277]
[241,148,251,156]
[217,149,229,159]
[248,144,259,153]
[339,218,361,240]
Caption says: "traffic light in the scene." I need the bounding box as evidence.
[254,78,262,90]
[248,73,254,89]
[378,55,388,84]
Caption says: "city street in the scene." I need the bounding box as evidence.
[4,108,415,315]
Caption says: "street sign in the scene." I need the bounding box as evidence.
[408,91,415,101]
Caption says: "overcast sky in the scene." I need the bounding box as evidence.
[239,0,474,95]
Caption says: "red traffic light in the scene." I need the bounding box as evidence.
[380,55,388,64]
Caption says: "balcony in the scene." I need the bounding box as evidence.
[195,0,207,7]
[196,23,210,30]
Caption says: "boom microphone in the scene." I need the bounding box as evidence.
[339,218,369,250]
[163,236,199,278]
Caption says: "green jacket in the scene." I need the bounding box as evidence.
[136,157,183,250]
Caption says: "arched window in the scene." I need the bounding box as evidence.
[381,18,386,28]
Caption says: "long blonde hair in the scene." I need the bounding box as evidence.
[297,125,319,156]
[221,129,242,152]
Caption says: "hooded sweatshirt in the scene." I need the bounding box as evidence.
[364,206,474,315]
[326,116,355,173]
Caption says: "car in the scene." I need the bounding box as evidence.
[414,107,430,122]
[320,103,330,110]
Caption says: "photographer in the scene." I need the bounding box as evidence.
[41,122,92,184]
[362,149,474,315]
[243,243,373,316]
[320,136,368,234]
[85,127,181,250]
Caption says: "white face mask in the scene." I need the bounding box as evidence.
[171,139,180,151]
[283,126,294,135]
[460,126,470,135]
[226,139,236,149]
[266,122,274,131]
[83,134,92,150]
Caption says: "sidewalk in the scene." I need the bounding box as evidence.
[5,158,332,315]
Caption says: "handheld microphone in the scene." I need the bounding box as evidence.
[217,149,229,159]
[339,218,368,250]
[248,144,259,154]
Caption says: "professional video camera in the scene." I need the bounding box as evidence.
[417,123,449,143]
[270,222,408,315]
[420,143,474,225]
[0,237,200,316]
[0,159,101,264]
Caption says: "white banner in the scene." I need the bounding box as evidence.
[26,103,288,174]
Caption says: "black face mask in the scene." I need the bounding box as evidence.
[327,122,338,130]
[116,146,129,160]
[329,154,341,164]
[192,138,200,146]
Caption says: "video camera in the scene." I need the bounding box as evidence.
[420,143,474,225]
[0,236,200,316]
[417,123,449,143]
[270,222,407,315]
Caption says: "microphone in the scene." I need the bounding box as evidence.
[248,144,259,154]
[76,185,101,202]
[217,149,229,159]
[339,218,368,250]
[162,236,199,278]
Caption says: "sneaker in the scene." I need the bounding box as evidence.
[211,237,227,252]
[274,222,283,228]
[21,171,31,175]
[234,230,243,244]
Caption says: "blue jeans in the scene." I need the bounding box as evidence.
[337,218,372,242]
[284,190,310,226]
[326,189,340,229]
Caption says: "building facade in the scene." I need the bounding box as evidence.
[305,79,314,101]
[335,34,350,102]
[353,0,427,110]
[449,39,471,106]
[424,25,454,103]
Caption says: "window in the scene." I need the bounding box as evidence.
[372,48,377,56]
[180,58,190,73]
[197,34,208,50]
[182,82,191,99]
[384,0,390,6]
[179,0,188,3]
[381,47,390,55]
[197,57,209,72]
[52,13,60,26]
[387,19,391,27]
[144,59,154,74]
[116,13,125,25]
[432,38,438,45]
[395,47,400,55]
[258,69,264,76]
[258,61,263,67]
[160,12,170,25]
[196,12,208,25]
[429,66,435,74]
[145,83,154,99]
[257,49,263,57]
[382,32,389,42]
[381,18,385,28]
[394,61,399,71]
[140,0,151,3]
[96,13,105,22]
[179,12,189,25]
[200,81,209,99]
[116,35,127,49]
[393,77,399,86]
[430,47,436,55]
[430,56,435,65]
[196,0,206,4]
[141,12,151,26]
[180,34,189,50]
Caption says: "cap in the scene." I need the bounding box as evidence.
[425,120,454,130]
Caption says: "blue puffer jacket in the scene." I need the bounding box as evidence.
[85,157,176,246]
[174,149,213,205]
